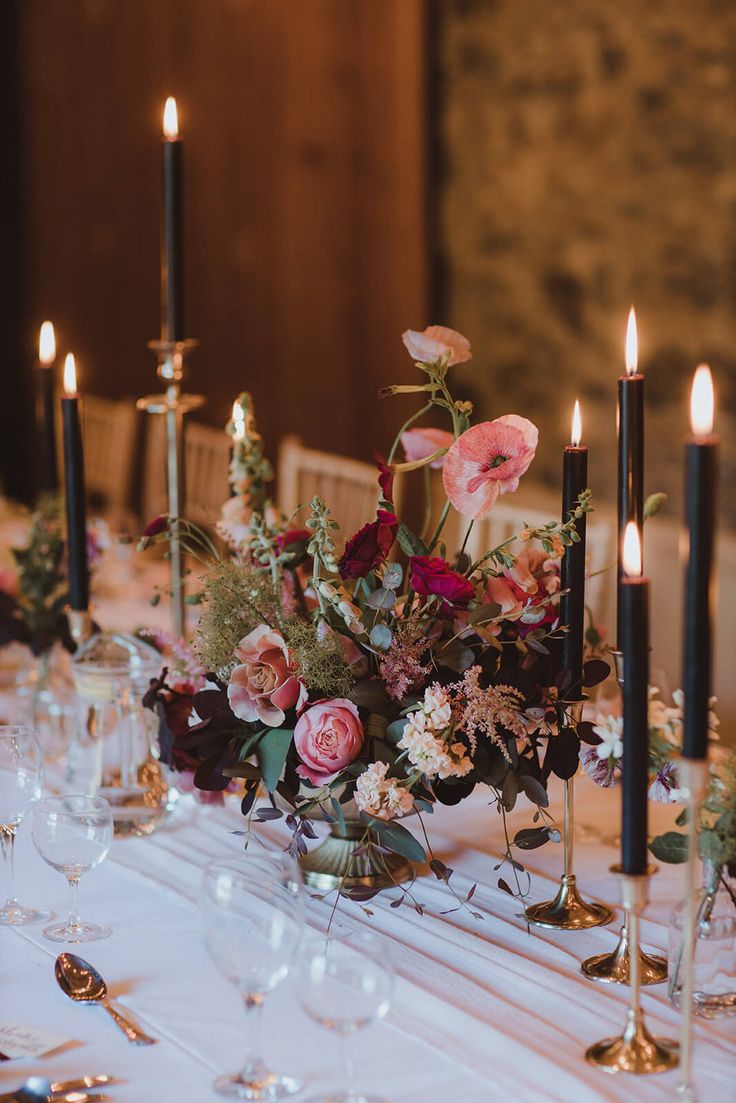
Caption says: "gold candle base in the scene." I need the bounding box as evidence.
[586,867,679,1075]
[67,607,93,648]
[526,872,613,930]
[585,1011,678,1074]
[582,864,667,983]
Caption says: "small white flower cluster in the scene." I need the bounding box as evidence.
[354,761,414,821]
[592,715,623,761]
[398,685,472,781]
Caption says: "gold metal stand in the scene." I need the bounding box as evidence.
[674,758,708,1102]
[137,339,204,638]
[525,702,613,930]
[299,820,412,892]
[67,607,93,648]
[586,867,678,1074]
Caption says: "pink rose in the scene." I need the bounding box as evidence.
[442,415,538,520]
[401,325,472,366]
[227,625,307,727]
[401,427,454,470]
[294,698,364,784]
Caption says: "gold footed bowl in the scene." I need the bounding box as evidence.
[299,819,413,893]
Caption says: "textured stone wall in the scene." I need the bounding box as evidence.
[436,0,736,525]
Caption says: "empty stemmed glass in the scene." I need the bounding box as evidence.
[295,930,394,1103]
[201,853,304,1100]
[0,725,45,925]
[32,795,113,942]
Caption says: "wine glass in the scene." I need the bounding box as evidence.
[32,795,113,942]
[295,930,394,1103]
[0,725,45,925]
[201,853,303,1100]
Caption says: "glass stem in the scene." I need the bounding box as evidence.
[341,1029,356,1102]
[0,825,17,906]
[67,876,81,931]
[240,994,266,1082]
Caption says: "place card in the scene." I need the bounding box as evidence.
[0,1022,71,1060]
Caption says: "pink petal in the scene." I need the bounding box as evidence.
[401,326,472,366]
[401,427,455,469]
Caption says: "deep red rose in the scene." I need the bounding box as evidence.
[276,528,311,552]
[338,510,398,580]
[142,513,169,538]
[374,452,394,505]
[409,555,475,608]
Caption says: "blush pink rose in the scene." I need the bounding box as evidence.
[227,625,307,727]
[294,698,364,785]
[401,427,455,470]
[442,415,538,519]
[401,326,472,366]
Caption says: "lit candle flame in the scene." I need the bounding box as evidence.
[571,399,582,447]
[63,353,77,396]
[690,364,714,438]
[622,521,642,578]
[625,306,638,376]
[38,321,56,365]
[163,97,179,140]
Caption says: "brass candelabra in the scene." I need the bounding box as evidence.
[525,701,613,930]
[137,339,203,638]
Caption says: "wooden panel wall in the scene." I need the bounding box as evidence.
[8,0,428,500]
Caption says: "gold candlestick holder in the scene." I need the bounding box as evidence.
[581,649,668,983]
[138,339,204,638]
[66,607,93,648]
[586,866,678,1073]
[673,757,708,1103]
[525,701,613,930]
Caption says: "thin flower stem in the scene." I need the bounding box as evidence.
[458,519,475,560]
[420,466,432,541]
[387,401,434,465]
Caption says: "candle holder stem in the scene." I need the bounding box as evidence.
[66,608,93,649]
[526,702,613,930]
[138,340,204,640]
[673,758,708,1102]
[586,868,678,1073]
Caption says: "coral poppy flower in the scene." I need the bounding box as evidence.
[401,326,472,366]
[442,415,538,519]
[401,427,454,470]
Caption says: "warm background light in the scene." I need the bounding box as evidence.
[571,399,582,447]
[690,364,714,438]
[163,96,179,139]
[38,321,56,365]
[625,306,638,376]
[63,353,77,395]
[622,521,642,577]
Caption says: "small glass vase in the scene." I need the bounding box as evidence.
[669,859,736,1019]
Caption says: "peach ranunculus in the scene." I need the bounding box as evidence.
[401,427,455,470]
[294,698,364,785]
[401,326,472,367]
[486,545,561,636]
[227,625,307,727]
[442,415,538,520]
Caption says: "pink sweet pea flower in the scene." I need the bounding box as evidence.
[227,625,307,727]
[442,415,538,519]
[294,698,364,785]
[401,326,472,366]
[401,427,455,470]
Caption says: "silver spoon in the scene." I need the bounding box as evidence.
[54,953,157,1045]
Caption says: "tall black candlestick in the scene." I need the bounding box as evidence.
[162,98,184,342]
[682,367,718,760]
[561,419,588,698]
[617,308,644,648]
[61,358,89,611]
[620,527,649,876]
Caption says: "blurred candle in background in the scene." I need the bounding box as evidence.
[620,522,649,875]
[162,96,184,342]
[560,399,587,697]
[682,365,718,760]
[617,307,644,648]
[61,354,89,611]
[37,321,58,493]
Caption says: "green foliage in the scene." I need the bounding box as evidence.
[8,494,70,654]
[283,617,355,699]
[194,558,279,678]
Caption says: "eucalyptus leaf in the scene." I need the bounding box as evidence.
[649,830,688,864]
[361,815,427,863]
[256,728,294,793]
[370,623,393,650]
[644,492,667,520]
[385,718,408,744]
[382,562,403,591]
[467,601,502,625]
[365,588,395,611]
[396,521,428,558]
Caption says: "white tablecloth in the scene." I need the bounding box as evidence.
[2,776,734,1103]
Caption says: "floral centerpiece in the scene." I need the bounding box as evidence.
[144,326,603,906]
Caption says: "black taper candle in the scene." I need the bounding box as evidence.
[620,524,649,875]
[682,366,718,760]
[60,355,89,611]
[561,402,588,698]
[162,97,184,342]
[616,307,644,648]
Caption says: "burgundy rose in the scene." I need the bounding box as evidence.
[409,555,475,608]
[143,514,169,538]
[338,510,398,580]
[374,453,394,505]
[276,528,311,552]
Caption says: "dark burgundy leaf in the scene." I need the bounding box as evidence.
[254,807,283,821]
[582,658,611,688]
[514,826,552,850]
[193,753,230,792]
[577,721,602,746]
[498,878,514,896]
[546,726,580,780]
[518,775,550,808]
